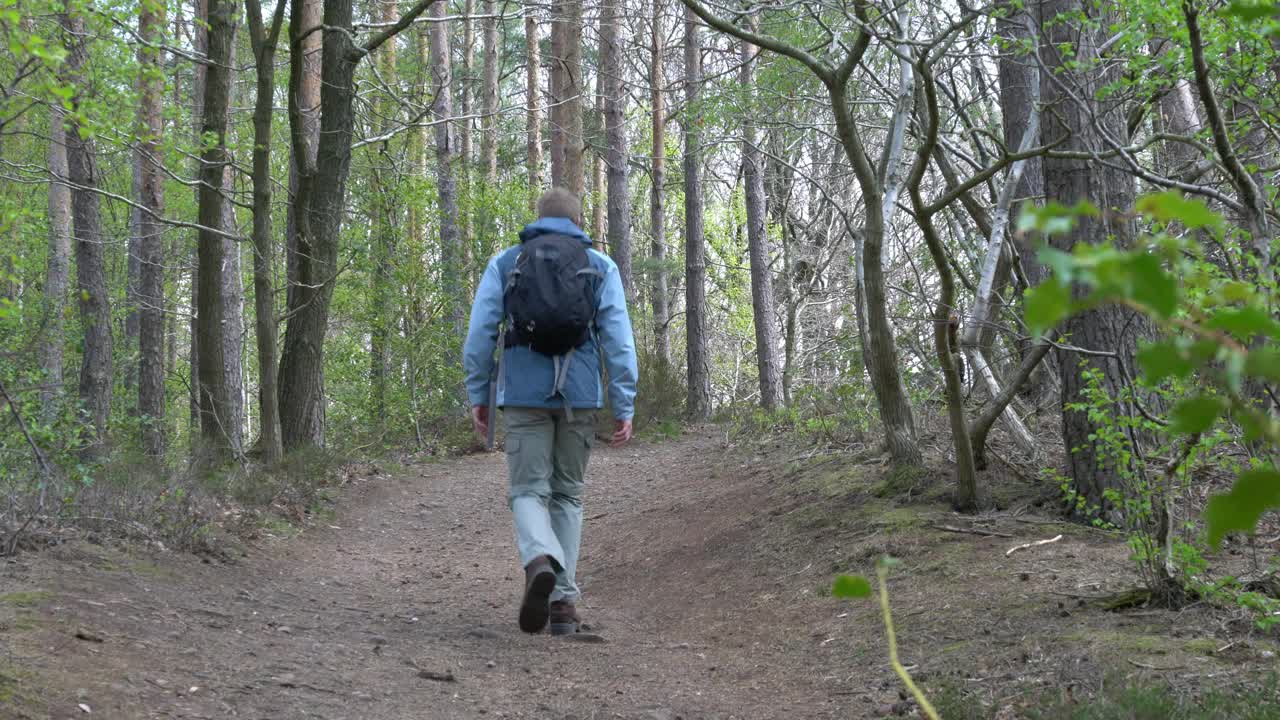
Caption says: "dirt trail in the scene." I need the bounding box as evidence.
[10,429,1278,719]
[3,431,850,719]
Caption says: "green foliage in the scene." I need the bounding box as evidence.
[1026,675,1280,720]
[831,573,872,598]
[1021,193,1280,555]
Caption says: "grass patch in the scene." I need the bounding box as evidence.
[1028,676,1280,719]
[932,676,1280,720]
[0,591,52,608]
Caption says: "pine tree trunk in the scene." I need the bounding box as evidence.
[740,26,783,411]
[683,6,711,419]
[196,0,242,455]
[649,0,670,365]
[60,10,113,459]
[430,1,464,337]
[1041,0,1144,518]
[525,10,542,210]
[40,106,72,421]
[138,0,167,457]
[590,80,605,242]
[245,0,284,463]
[281,0,383,450]
[549,0,583,193]
[600,0,633,302]
[368,0,398,426]
[460,0,475,166]
[285,0,322,311]
[125,159,141,399]
[481,0,499,183]
[189,0,206,435]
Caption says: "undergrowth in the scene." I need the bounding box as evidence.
[930,675,1280,719]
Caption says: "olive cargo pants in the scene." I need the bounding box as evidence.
[504,407,595,603]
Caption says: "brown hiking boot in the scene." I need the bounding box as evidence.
[549,600,581,636]
[519,556,556,633]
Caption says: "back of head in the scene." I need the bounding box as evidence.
[536,188,582,225]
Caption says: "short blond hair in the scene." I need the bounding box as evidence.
[536,187,582,223]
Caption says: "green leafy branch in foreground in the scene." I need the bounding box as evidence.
[1020,191,1280,549]
[833,559,941,720]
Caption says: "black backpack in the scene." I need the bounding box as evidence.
[504,233,601,357]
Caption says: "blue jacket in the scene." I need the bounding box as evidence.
[463,217,639,421]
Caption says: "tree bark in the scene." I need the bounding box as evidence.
[285,0,322,311]
[997,0,1046,287]
[40,106,72,421]
[430,1,464,337]
[461,0,476,164]
[549,0,584,193]
[600,0,633,302]
[60,10,114,459]
[245,0,286,462]
[649,0,670,365]
[525,9,542,210]
[590,81,605,242]
[481,0,498,183]
[368,0,398,426]
[196,0,242,455]
[740,25,783,411]
[125,160,141,399]
[138,0,167,457]
[908,55,979,510]
[1041,0,1145,516]
[683,5,711,419]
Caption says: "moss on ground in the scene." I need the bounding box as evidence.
[0,591,52,608]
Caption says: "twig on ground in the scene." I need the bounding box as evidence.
[1005,534,1063,556]
[931,524,1014,538]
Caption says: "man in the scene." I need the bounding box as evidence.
[463,188,638,635]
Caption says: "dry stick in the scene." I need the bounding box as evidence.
[1005,534,1063,557]
[931,524,1014,538]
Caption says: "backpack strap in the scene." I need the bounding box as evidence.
[487,322,506,450]
[549,349,577,422]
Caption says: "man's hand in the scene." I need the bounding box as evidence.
[472,405,490,441]
[610,419,633,448]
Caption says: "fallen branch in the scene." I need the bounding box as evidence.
[1005,534,1063,556]
[931,524,1014,538]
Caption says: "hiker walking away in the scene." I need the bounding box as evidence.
[463,188,639,635]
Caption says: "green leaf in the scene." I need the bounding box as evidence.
[1168,395,1226,435]
[1224,0,1279,21]
[1204,468,1280,549]
[831,574,872,599]
[1207,306,1280,341]
[1217,281,1256,305]
[1245,347,1280,384]
[1018,201,1098,236]
[1126,254,1178,318]
[1038,247,1077,283]
[1135,191,1222,229]
[1025,277,1071,336]
[1136,341,1196,382]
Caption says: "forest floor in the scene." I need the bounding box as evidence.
[3,426,1279,719]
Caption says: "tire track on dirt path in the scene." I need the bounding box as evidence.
[4,430,845,719]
